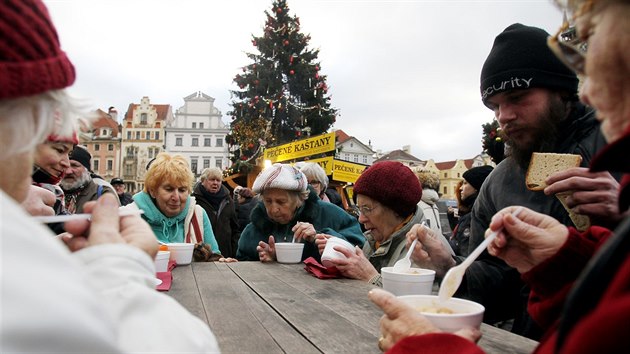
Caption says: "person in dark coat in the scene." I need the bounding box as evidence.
[110,177,133,206]
[236,187,255,234]
[193,167,240,258]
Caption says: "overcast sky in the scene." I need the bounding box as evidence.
[45,0,564,162]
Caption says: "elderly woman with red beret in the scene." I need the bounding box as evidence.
[325,161,427,286]
[236,163,365,262]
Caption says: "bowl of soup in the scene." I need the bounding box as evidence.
[381,266,436,296]
[397,294,485,332]
[275,242,305,264]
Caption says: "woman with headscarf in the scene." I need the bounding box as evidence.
[323,161,425,286]
[129,152,225,262]
[236,163,364,262]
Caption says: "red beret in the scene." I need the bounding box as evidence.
[354,161,422,217]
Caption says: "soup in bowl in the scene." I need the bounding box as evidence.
[397,294,485,332]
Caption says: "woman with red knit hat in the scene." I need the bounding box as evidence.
[325,161,426,286]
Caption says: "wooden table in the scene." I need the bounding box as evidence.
[168,262,539,353]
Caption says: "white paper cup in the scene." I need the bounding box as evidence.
[321,237,355,267]
[381,266,436,296]
[275,242,305,263]
[154,250,170,272]
[397,294,485,332]
[167,243,194,265]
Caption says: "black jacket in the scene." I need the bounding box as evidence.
[193,183,240,258]
[237,197,256,233]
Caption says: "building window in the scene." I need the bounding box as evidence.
[353,154,358,163]
[204,138,211,147]
[215,159,222,168]
[191,159,198,174]
[127,131,131,140]
[124,164,133,176]
[362,155,368,164]
[192,137,199,147]
[199,123,204,129]
[175,137,182,146]
[94,144,100,151]
[101,129,107,136]
[148,148,154,159]
[155,131,159,140]
[344,153,350,161]
[135,131,140,140]
[457,173,460,178]
[108,144,114,151]
[192,122,196,129]
[140,113,147,125]
[107,160,113,171]
[443,186,447,195]
[215,138,223,147]
[146,132,151,140]
[93,159,99,172]
[203,159,210,169]
[444,173,447,178]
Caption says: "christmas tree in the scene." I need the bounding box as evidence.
[225,0,337,174]
[481,119,505,164]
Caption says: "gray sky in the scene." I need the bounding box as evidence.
[45,0,564,162]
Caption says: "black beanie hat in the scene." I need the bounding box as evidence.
[480,23,578,106]
[354,161,422,218]
[70,145,92,171]
[463,165,494,191]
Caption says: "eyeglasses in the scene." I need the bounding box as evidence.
[308,180,321,186]
[547,0,593,76]
[548,22,588,75]
[357,205,378,217]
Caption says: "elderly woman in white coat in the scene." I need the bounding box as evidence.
[0,1,218,352]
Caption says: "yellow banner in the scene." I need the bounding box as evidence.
[332,159,367,183]
[263,132,335,163]
[303,157,334,175]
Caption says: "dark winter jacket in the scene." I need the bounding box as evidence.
[237,197,256,233]
[460,104,608,338]
[193,183,240,258]
[236,188,365,261]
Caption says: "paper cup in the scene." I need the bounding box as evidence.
[275,242,305,263]
[381,266,436,296]
[321,237,355,267]
[167,243,194,265]
[397,294,485,332]
[154,250,170,272]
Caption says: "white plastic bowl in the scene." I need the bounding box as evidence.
[275,242,305,263]
[166,243,194,265]
[321,237,355,267]
[381,266,436,296]
[154,250,170,272]
[397,294,485,332]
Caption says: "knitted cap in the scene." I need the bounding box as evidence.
[463,165,494,191]
[0,0,76,100]
[69,145,91,171]
[354,161,422,218]
[252,163,307,194]
[480,23,578,106]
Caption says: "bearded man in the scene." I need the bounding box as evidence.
[407,23,622,340]
[61,145,118,213]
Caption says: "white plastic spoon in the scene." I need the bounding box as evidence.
[392,220,427,273]
[33,209,144,223]
[437,207,523,302]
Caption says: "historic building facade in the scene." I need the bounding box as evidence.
[79,108,121,182]
[164,91,229,177]
[120,96,173,193]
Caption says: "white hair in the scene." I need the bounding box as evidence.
[0,90,84,159]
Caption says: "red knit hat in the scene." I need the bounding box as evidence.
[354,161,422,217]
[0,0,76,100]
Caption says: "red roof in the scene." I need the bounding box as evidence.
[335,129,351,143]
[92,109,119,136]
[123,103,171,122]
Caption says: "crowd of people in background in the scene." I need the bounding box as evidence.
[3,0,629,352]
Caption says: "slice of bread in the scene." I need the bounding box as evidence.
[526,153,583,191]
[556,191,591,231]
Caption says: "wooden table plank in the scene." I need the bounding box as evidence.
[228,262,381,353]
[191,263,319,354]
[168,264,208,325]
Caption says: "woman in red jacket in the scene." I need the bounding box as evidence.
[369,0,630,352]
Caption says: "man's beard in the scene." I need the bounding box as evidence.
[502,97,569,169]
[61,170,92,191]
